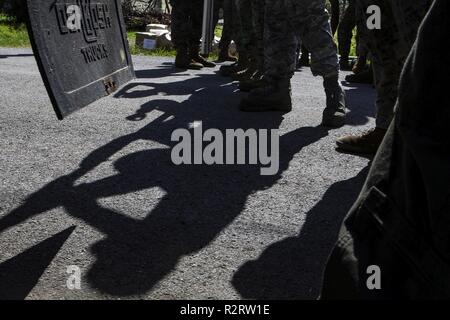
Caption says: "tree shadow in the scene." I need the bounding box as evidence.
[0,69,334,297]
[232,165,370,299]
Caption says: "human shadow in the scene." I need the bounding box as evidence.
[134,65,190,80]
[0,226,75,300]
[232,165,370,299]
[0,70,332,296]
[342,82,376,127]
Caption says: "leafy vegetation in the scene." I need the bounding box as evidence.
[0,15,30,47]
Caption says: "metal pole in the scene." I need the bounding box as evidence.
[201,0,214,55]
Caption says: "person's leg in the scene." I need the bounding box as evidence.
[240,0,346,125]
[189,0,216,67]
[229,0,260,80]
[233,0,266,80]
[323,1,448,299]
[337,0,430,155]
[237,0,256,60]
[170,0,190,51]
[239,0,297,112]
[251,0,266,73]
[298,46,310,67]
[373,0,431,128]
[237,0,266,88]
[212,0,223,47]
[390,0,432,57]
[337,0,396,154]
[338,0,356,70]
[352,32,369,74]
[351,0,370,74]
[372,59,401,131]
[329,0,341,35]
[170,0,203,69]
[295,0,345,127]
[220,0,251,75]
[218,0,237,61]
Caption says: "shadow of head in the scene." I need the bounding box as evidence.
[75,125,331,296]
[231,165,370,299]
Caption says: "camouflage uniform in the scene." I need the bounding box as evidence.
[251,0,266,71]
[170,0,203,52]
[215,0,234,55]
[236,0,255,53]
[323,0,442,300]
[229,0,248,58]
[329,0,341,35]
[337,0,357,59]
[236,0,263,63]
[355,0,431,129]
[264,0,340,83]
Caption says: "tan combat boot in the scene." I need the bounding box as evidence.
[190,48,216,68]
[336,127,387,155]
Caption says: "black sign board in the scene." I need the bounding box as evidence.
[26,0,135,119]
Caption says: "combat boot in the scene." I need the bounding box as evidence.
[220,52,249,76]
[217,50,238,63]
[175,48,203,70]
[322,75,347,128]
[345,67,374,84]
[336,127,387,155]
[190,49,216,68]
[230,63,258,82]
[238,73,267,92]
[352,55,367,74]
[239,79,292,112]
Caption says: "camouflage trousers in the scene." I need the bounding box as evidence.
[170,0,203,51]
[216,0,234,54]
[264,0,340,82]
[338,0,368,58]
[251,0,266,70]
[355,0,431,129]
[235,0,266,69]
[322,0,448,299]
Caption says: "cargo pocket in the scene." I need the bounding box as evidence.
[353,186,450,299]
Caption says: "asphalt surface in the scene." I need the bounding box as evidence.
[0,47,375,300]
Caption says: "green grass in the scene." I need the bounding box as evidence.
[215,25,223,38]
[0,15,356,58]
[127,30,177,57]
[0,16,30,47]
[127,28,221,59]
[334,28,358,58]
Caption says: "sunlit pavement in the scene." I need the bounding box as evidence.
[0,47,375,299]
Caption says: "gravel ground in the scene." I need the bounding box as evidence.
[0,47,375,300]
